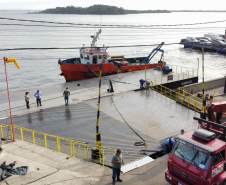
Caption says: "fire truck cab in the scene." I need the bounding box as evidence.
[165,122,226,185]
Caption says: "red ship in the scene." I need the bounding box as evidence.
[59,29,166,82]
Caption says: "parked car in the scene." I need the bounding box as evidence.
[186,37,198,43]
[212,40,226,46]
[198,39,212,46]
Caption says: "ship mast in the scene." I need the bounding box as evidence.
[91,29,102,48]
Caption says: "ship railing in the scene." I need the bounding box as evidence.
[152,83,211,112]
[0,124,116,166]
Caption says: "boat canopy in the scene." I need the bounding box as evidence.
[108,53,124,59]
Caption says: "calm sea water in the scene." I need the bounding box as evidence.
[0,11,226,92]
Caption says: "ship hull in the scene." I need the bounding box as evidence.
[60,62,163,81]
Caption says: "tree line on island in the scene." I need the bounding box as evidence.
[37,5,171,14]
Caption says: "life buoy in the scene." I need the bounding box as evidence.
[103,59,106,63]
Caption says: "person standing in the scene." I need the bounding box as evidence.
[25,92,30,109]
[34,90,42,106]
[111,149,124,184]
[63,87,70,105]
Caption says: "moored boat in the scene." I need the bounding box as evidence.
[59,29,165,82]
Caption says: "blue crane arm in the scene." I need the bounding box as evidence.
[141,42,164,64]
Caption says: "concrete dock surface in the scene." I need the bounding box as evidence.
[0,140,168,185]
[0,69,197,184]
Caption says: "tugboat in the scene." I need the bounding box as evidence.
[59,29,165,82]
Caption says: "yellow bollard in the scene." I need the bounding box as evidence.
[70,141,73,156]
[188,95,190,109]
[57,138,61,152]
[145,66,147,81]
[1,125,3,138]
[195,97,197,112]
[44,135,47,148]
[87,146,89,162]
[103,150,105,167]
[33,131,35,145]
[21,128,23,141]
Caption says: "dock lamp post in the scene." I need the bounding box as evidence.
[3,57,20,142]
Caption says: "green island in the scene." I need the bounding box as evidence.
[37,5,171,14]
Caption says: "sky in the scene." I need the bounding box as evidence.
[0,0,225,10]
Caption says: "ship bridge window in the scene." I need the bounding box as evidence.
[84,55,90,60]
[99,55,102,59]
[80,54,83,59]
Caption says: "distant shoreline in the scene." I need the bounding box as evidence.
[1,9,226,13]
[32,5,171,15]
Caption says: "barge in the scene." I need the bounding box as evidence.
[180,31,226,54]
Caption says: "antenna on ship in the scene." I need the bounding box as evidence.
[91,29,102,48]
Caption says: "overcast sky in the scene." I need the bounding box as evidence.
[0,0,225,10]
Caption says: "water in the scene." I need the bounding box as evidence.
[0,11,226,92]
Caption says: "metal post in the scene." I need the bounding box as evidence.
[44,135,47,148]
[195,97,197,112]
[87,146,89,162]
[70,141,73,156]
[4,58,16,142]
[201,48,206,119]
[197,58,199,77]
[21,128,23,141]
[33,131,35,145]
[1,125,3,138]
[145,66,147,81]
[95,65,102,154]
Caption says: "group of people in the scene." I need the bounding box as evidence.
[139,79,152,89]
[24,87,71,109]
[25,90,42,109]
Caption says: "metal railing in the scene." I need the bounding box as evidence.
[146,65,198,85]
[152,84,211,112]
[0,124,116,166]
